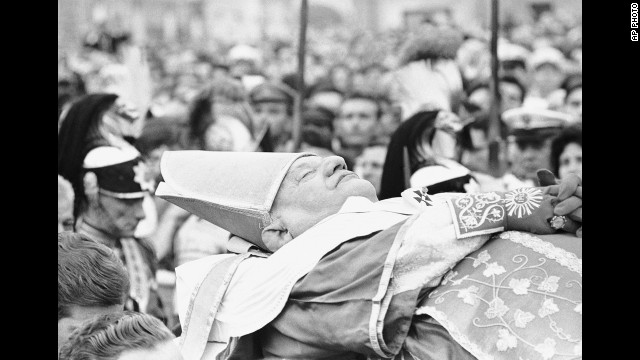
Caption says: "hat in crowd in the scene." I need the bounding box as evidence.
[83,146,153,199]
[249,82,295,105]
[303,106,335,132]
[498,40,530,63]
[502,107,572,140]
[228,44,262,65]
[527,47,566,71]
[156,151,314,250]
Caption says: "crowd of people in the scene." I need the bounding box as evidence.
[58,6,582,359]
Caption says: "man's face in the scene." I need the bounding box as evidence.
[500,82,524,111]
[532,63,564,93]
[564,88,582,122]
[467,84,522,114]
[467,88,491,113]
[335,99,379,147]
[95,195,146,238]
[117,340,184,360]
[58,304,124,349]
[271,155,377,238]
[252,101,290,135]
[508,138,552,181]
[354,146,387,195]
[229,60,254,78]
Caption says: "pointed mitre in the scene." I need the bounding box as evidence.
[155,151,313,250]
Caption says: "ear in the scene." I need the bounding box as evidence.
[261,218,294,252]
[83,172,100,207]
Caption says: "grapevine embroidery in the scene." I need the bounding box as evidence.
[420,232,582,359]
[454,192,505,232]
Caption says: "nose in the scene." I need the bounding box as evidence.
[133,199,146,221]
[322,156,347,177]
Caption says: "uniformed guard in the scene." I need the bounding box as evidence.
[497,106,573,190]
[75,145,165,322]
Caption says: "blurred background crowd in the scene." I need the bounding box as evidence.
[58,0,582,347]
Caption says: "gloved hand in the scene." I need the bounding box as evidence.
[502,187,564,235]
[537,170,582,237]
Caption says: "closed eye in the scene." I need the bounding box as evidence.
[300,170,316,181]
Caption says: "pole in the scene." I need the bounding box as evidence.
[487,0,503,177]
[292,0,308,152]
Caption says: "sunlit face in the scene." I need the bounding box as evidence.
[335,99,379,147]
[252,101,290,135]
[354,146,387,195]
[93,194,146,238]
[117,340,184,360]
[271,155,377,238]
[58,304,124,349]
[564,88,582,122]
[558,142,582,179]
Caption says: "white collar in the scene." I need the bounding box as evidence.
[336,196,420,216]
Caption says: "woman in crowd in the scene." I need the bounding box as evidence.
[550,124,582,180]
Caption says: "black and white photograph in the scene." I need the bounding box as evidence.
[58,0,583,359]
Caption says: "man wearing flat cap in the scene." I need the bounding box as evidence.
[155,149,582,360]
[248,81,295,152]
[74,145,165,323]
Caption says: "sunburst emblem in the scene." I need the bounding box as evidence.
[133,161,156,192]
[504,188,543,218]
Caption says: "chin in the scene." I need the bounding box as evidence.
[342,177,378,200]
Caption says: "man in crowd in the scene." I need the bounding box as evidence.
[58,231,130,349]
[248,82,295,152]
[155,150,582,359]
[333,93,381,169]
[59,311,183,360]
[498,106,573,190]
[73,145,166,322]
[522,47,567,110]
[458,75,526,174]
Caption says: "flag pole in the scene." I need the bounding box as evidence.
[487,0,503,176]
[292,0,308,151]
